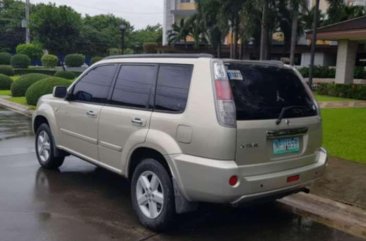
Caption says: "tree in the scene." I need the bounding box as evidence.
[30,4,82,54]
[77,14,131,56]
[197,0,229,57]
[325,0,366,25]
[130,24,162,53]
[168,18,190,46]
[185,14,207,49]
[0,0,26,51]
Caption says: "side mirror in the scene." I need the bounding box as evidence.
[53,86,67,98]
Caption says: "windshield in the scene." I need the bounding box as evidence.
[225,63,317,121]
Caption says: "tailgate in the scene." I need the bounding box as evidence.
[235,116,322,168]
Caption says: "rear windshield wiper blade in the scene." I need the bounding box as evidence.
[276,105,308,125]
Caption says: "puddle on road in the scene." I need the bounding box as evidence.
[0,107,32,141]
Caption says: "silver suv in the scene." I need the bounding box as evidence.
[32,54,327,230]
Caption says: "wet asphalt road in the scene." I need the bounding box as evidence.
[0,107,363,241]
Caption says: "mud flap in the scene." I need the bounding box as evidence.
[173,179,197,214]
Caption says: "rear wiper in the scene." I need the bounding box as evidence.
[276,105,308,125]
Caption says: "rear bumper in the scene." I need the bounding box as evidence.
[169,148,327,204]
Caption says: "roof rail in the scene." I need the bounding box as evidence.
[103,53,214,60]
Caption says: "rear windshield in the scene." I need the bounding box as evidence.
[225,63,317,121]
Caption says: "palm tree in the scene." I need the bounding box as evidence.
[167,18,190,47]
[289,0,308,65]
[185,13,207,49]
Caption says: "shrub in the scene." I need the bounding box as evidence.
[54,71,76,79]
[0,74,12,90]
[64,53,85,67]
[11,73,49,97]
[108,48,121,56]
[16,43,43,62]
[41,54,58,68]
[143,42,158,53]
[297,66,335,78]
[91,56,103,64]
[25,77,72,105]
[317,83,366,100]
[124,48,134,54]
[0,52,11,65]
[10,54,31,68]
[0,65,14,76]
[354,66,365,79]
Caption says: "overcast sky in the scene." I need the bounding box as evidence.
[28,0,164,29]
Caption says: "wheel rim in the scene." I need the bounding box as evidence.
[136,171,164,219]
[37,130,51,163]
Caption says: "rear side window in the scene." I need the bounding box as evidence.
[72,64,117,103]
[226,64,317,120]
[110,65,156,109]
[155,64,193,112]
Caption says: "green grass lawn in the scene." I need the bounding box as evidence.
[315,94,354,102]
[322,108,366,164]
[0,89,31,107]
[0,90,11,96]
[8,96,27,105]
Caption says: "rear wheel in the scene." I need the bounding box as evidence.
[35,124,64,169]
[131,159,175,231]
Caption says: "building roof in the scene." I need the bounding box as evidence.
[307,15,366,40]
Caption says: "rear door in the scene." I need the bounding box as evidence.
[98,64,157,170]
[225,63,320,171]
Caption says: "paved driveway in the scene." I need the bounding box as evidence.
[0,107,362,241]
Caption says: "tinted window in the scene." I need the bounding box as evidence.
[155,65,193,112]
[226,64,317,120]
[110,65,156,109]
[73,65,117,103]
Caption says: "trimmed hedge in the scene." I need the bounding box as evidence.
[25,77,72,105]
[54,71,76,79]
[317,83,366,100]
[10,54,31,68]
[41,54,58,68]
[64,53,85,67]
[298,66,366,79]
[11,73,49,97]
[0,52,11,65]
[91,56,103,64]
[13,68,82,76]
[0,74,12,90]
[0,65,14,76]
[16,43,43,61]
[143,42,158,53]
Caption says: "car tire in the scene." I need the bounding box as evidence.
[131,158,175,231]
[35,123,64,169]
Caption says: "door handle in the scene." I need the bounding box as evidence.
[86,110,97,118]
[131,117,144,126]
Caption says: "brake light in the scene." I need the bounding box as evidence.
[215,80,232,100]
[213,62,236,128]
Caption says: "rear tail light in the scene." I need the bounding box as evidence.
[213,62,236,128]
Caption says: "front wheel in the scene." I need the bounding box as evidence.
[35,124,64,169]
[131,159,175,231]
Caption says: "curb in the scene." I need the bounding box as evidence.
[0,97,33,118]
[278,192,366,239]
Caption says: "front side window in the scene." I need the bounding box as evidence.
[155,64,193,112]
[110,65,156,109]
[72,65,117,103]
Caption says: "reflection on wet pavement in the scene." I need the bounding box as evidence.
[0,107,363,241]
[0,107,32,141]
